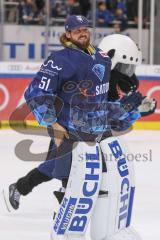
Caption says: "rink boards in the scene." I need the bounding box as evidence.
[0,62,159,129]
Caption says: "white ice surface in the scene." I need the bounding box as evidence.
[0,130,160,240]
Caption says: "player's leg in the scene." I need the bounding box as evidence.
[3,131,79,211]
[3,139,57,210]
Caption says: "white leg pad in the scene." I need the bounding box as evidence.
[51,141,102,240]
[90,136,140,240]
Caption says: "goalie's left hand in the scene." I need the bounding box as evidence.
[138,97,157,117]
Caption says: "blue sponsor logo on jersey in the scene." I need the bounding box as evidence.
[95,82,109,95]
[92,64,105,81]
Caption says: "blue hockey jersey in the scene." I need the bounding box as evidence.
[24,45,139,134]
[25,46,110,133]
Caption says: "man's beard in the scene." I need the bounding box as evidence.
[71,37,90,50]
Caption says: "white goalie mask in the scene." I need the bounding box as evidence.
[98,34,142,77]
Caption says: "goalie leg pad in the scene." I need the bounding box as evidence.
[90,136,136,240]
[51,141,102,240]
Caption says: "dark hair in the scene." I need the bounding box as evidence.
[98,2,106,7]
[35,0,45,10]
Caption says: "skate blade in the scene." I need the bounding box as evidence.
[0,188,12,213]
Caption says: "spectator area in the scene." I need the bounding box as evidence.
[3,0,151,29]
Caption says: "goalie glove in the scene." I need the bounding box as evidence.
[138,97,157,117]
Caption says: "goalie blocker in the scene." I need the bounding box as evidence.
[51,137,142,240]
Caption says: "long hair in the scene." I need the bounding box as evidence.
[59,33,70,47]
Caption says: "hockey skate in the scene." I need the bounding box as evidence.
[2,183,21,212]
